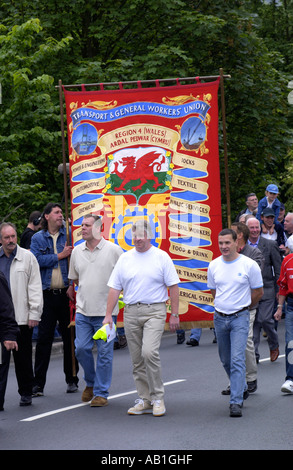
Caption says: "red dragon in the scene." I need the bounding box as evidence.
[112,151,166,192]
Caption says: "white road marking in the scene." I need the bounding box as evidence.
[20,379,186,422]
[259,354,285,363]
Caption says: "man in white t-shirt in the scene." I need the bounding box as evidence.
[68,214,123,407]
[104,219,180,417]
[207,228,263,417]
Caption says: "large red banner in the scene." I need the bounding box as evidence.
[63,79,222,328]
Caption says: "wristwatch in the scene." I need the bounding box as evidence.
[170,313,179,318]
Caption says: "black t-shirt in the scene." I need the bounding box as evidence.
[19,227,35,249]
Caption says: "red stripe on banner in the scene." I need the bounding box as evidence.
[63,79,222,328]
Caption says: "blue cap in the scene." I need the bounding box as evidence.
[266,184,278,194]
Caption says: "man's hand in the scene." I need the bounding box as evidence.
[66,284,75,301]
[103,314,114,329]
[58,242,73,260]
[4,340,18,351]
[169,314,180,332]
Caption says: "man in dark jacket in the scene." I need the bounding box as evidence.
[247,217,282,363]
[235,193,258,222]
[0,271,19,410]
[30,202,78,397]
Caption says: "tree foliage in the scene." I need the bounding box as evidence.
[0,0,292,231]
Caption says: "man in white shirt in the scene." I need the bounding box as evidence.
[104,219,180,417]
[68,214,123,407]
[207,228,263,417]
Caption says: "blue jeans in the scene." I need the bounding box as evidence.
[190,328,202,341]
[285,298,293,381]
[75,313,116,398]
[214,309,250,405]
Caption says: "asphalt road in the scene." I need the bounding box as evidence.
[0,320,292,455]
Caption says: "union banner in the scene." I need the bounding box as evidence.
[63,78,222,329]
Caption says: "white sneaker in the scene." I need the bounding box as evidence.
[281,380,293,394]
[127,398,153,415]
[152,399,166,416]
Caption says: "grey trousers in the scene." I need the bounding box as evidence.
[124,302,166,402]
[253,296,279,360]
[246,308,257,382]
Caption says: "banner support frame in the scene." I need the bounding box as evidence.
[58,79,77,378]
[58,79,71,243]
[55,74,231,90]
[219,68,231,228]
[56,72,231,227]
[57,72,231,329]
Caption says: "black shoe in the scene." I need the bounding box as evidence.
[247,380,257,393]
[67,383,78,393]
[221,385,230,395]
[20,395,32,406]
[186,338,199,347]
[177,332,185,344]
[118,334,127,348]
[243,389,249,401]
[32,385,44,397]
[229,404,242,417]
[222,386,249,400]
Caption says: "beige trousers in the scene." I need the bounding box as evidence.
[246,308,257,382]
[124,302,166,402]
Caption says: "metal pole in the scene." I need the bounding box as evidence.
[58,79,76,377]
[55,74,231,90]
[58,79,70,244]
[219,68,231,228]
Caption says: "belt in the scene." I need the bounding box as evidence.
[215,306,249,317]
[45,288,67,295]
[126,302,165,307]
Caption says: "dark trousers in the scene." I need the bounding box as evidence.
[0,345,10,409]
[34,289,78,389]
[14,325,34,395]
[0,325,34,407]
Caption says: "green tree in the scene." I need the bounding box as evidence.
[0,18,72,231]
[0,0,292,224]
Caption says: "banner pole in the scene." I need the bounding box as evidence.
[58,79,77,378]
[219,68,231,228]
[55,74,231,90]
[58,79,70,242]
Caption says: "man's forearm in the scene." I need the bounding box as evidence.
[103,288,121,328]
[251,287,264,306]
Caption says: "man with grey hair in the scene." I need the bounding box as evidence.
[247,217,281,363]
[0,222,43,406]
[104,219,180,417]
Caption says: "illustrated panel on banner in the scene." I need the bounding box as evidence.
[64,80,222,329]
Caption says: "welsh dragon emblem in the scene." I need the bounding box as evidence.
[108,149,170,198]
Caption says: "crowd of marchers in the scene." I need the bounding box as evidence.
[0,182,293,419]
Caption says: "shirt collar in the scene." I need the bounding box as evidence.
[0,245,17,258]
[82,237,105,251]
[248,237,260,246]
